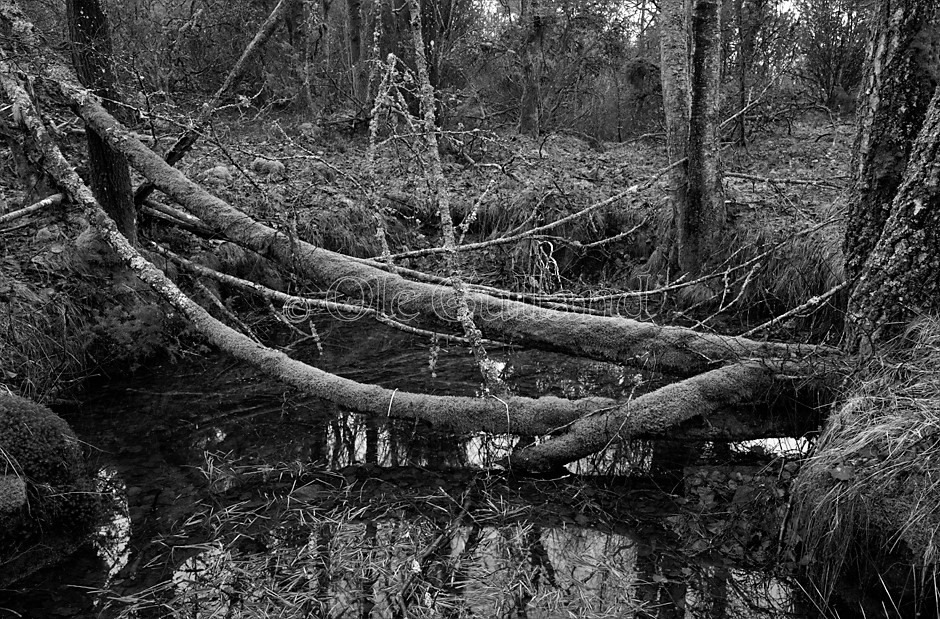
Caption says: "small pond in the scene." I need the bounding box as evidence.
[0,319,844,618]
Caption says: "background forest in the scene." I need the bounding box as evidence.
[26,0,866,140]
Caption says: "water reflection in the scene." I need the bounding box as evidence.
[115,496,803,619]
[6,320,815,618]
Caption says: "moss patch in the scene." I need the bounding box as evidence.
[0,393,100,583]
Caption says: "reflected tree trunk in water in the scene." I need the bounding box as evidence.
[359,521,377,619]
[365,417,379,464]
[526,525,557,590]
[700,565,729,617]
[315,521,334,616]
[446,524,483,615]
[636,551,687,619]
[308,408,328,463]
[650,440,704,491]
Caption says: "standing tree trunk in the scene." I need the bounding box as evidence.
[517,0,542,138]
[734,0,753,146]
[848,87,940,351]
[660,0,690,264]
[843,0,939,282]
[346,0,367,103]
[682,0,725,273]
[845,0,940,351]
[661,0,726,274]
[66,0,136,245]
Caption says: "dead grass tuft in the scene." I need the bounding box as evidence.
[0,275,91,400]
[792,315,940,604]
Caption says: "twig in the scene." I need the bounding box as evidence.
[726,171,843,189]
[742,281,848,337]
[150,242,507,348]
[379,159,682,262]
[0,193,63,224]
[579,219,647,249]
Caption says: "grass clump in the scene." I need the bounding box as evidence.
[792,316,940,611]
[0,273,91,400]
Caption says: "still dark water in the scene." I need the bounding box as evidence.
[1,320,826,618]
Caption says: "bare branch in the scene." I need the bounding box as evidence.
[0,192,63,224]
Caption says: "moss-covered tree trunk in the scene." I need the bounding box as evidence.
[848,89,940,350]
[843,0,939,282]
[66,0,137,245]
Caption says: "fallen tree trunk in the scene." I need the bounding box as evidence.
[509,361,830,472]
[0,0,831,378]
[0,63,821,469]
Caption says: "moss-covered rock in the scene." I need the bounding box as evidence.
[0,393,100,585]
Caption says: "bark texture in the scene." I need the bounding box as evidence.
[67,0,136,244]
[517,0,543,138]
[509,361,825,472]
[849,88,940,348]
[660,0,690,255]
[682,0,725,273]
[660,0,726,273]
[844,0,940,280]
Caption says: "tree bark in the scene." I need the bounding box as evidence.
[517,0,542,137]
[67,0,136,245]
[508,360,829,472]
[681,0,725,274]
[660,0,690,262]
[843,0,940,281]
[734,0,753,146]
[661,0,726,274]
[848,87,940,349]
